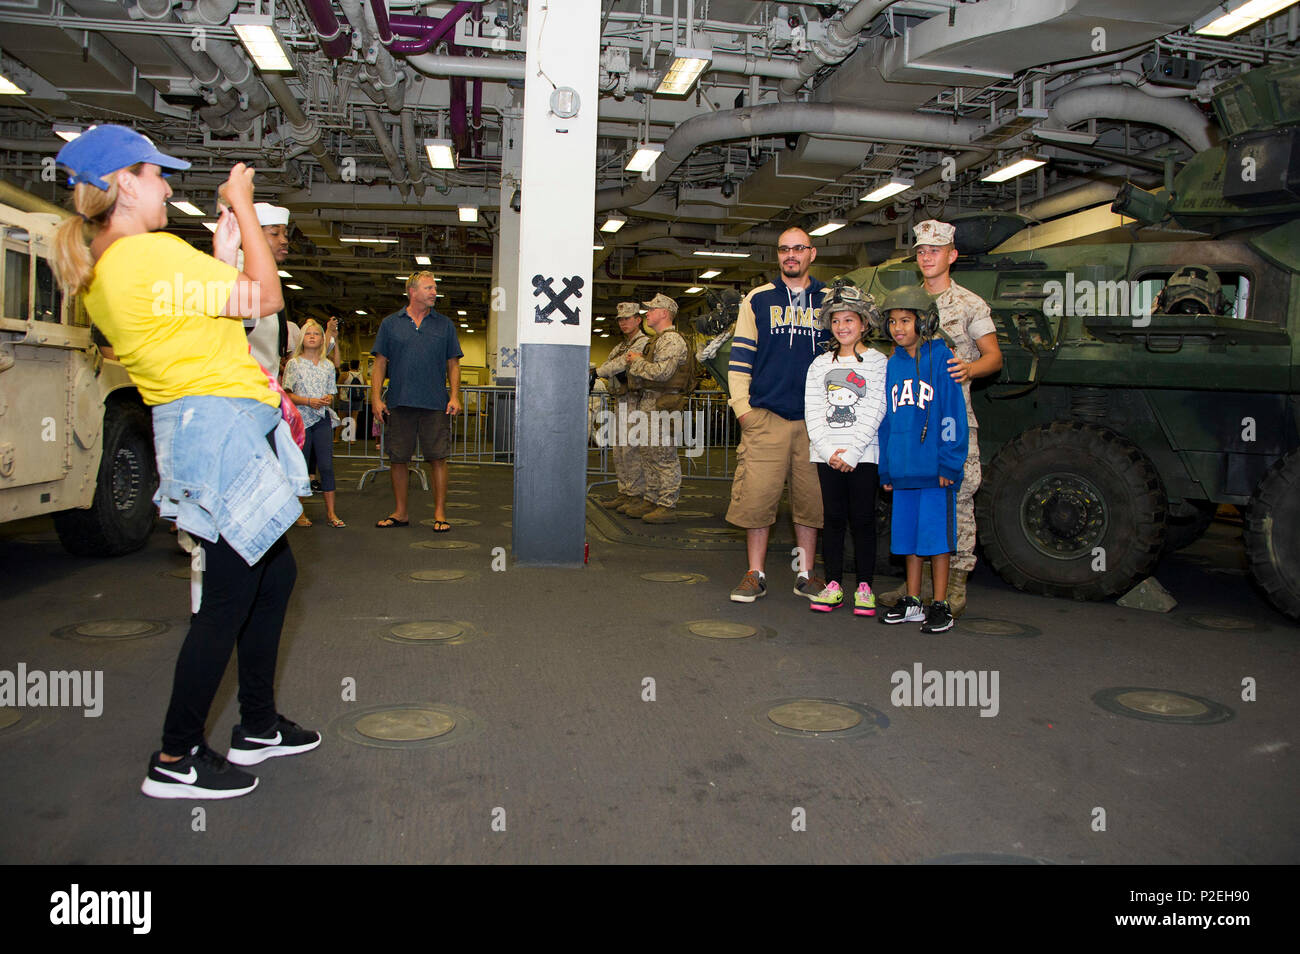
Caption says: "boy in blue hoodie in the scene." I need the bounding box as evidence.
[876,286,968,633]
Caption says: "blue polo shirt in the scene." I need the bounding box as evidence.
[373,307,464,410]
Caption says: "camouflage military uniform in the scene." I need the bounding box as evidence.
[596,329,650,498]
[627,330,689,508]
[934,280,998,574]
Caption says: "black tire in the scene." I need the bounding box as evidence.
[1244,448,1300,621]
[54,400,157,557]
[1163,499,1218,553]
[976,421,1167,600]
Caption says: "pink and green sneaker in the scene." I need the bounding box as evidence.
[809,581,844,612]
[854,582,876,616]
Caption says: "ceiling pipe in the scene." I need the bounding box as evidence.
[304,0,352,58]
[1050,69,1217,101]
[400,109,427,197]
[1049,85,1216,151]
[407,52,525,80]
[778,0,897,101]
[263,75,342,180]
[595,103,987,214]
[0,180,71,218]
[383,2,477,55]
[340,0,406,112]
[364,107,410,196]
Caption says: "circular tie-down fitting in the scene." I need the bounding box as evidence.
[410,539,480,552]
[379,619,481,647]
[957,617,1042,639]
[445,501,481,511]
[641,571,708,584]
[52,618,170,642]
[446,489,474,496]
[921,852,1054,865]
[402,568,475,583]
[688,527,747,539]
[1180,613,1270,633]
[0,708,21,731]
[1092,686,1234,725]
[419,517,480,529]
[0,706,57,739]
[681,620,771,640]
[669,510,715,519]
[332,703,482,750]
[753,698,889,740]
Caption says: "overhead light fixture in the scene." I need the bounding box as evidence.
[593,240,605,251]
[229,14,293,72]
[981,155,1046,183]
[355,309,368,315]
[699,269,722,280]
[53,123,82,142]
[458,204,478,223]
[277,270,292,278]
[415,255,432,265]
[170,200,204,216]
[600,333,610,338]
[457,310,468,316]
[394,275,409,281]
[285,283,303,290]
[424,138,456,170]
[1030,126,1099,146]
[692,249,751,259]
[657,47,711,96]
[625,143,664,173]
[1193,0,1300,36]
[0,69,26,95]
[685,286,704,294]
[600,213,626,233]
[595,315,605,322]
[340,235,399,244]
[460,323,469,329]
[809,219,847,237]
[202,221,219,233]
[862,176,914,203]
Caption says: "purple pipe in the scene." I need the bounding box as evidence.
[305,0,351,59]
[376,1,477,55]
[471,78,483,158]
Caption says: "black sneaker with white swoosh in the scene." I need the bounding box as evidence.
[141,744,259,800]
[227,714,321,766]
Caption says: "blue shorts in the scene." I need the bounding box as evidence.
[890,486,957,557]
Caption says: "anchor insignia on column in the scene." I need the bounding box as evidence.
[531,274,583,325]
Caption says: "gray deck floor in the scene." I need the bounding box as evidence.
[1,462,1297,864]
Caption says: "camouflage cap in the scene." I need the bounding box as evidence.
[913,219,955,247]
[615,301,641,318]
[1162,264,1224,314]
[643,293,678,316]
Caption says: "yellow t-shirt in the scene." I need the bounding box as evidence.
[83,232,278,408]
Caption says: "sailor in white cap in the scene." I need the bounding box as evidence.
[877,219,1002,617]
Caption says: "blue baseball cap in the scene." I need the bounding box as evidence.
[56,124,190,191]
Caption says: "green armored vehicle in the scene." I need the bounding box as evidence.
[699,63,1300,621]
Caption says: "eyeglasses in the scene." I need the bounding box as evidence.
[777,244,811,254]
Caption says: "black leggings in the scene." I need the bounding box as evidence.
[817,461,878,589]
[161,533,297,755]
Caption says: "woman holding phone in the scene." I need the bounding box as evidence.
[51,125,320,800]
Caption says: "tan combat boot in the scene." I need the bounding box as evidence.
[877,564,932,606]
[600,493,639,510]
[641,505,678,524]
[621,498,656,518]
[945,568,969,617]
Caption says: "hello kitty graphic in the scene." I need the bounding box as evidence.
[824,367,868,429]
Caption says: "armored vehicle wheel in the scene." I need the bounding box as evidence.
[1244,448,1300,621]
[976,422,1167,600]
[1163,499,1218,552]
[54,401,157,557]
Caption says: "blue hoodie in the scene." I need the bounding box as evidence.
[877,337,968,490]
[727,277,830,421]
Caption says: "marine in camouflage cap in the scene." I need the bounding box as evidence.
[913,219,956,248]
[616,301,641,319]
[642,293,678,316]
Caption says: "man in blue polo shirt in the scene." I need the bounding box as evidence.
[371,271,463,531]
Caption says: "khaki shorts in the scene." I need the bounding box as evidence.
[726,407,824,529]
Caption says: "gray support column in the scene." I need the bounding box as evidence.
[512,0,601,566]
[488,106,522,386]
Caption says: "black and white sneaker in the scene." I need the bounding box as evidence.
[227,715,322,766]
[881,596,925,625]
[920,600,955,634]
[141,744,259,800]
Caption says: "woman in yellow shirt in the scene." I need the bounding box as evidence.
[51,125,320,801]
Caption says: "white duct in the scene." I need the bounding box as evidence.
[1050,86,1216,151]
[778,0,896,100]
[408,53,526,80]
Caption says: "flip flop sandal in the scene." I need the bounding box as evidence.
[295,515,313,527]
[328,517,347,528]
[432,520,452,533]
[375,516,409,528]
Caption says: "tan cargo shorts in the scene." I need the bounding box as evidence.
[725,407,824,529]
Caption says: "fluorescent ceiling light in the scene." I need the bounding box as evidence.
[692,249,751,259]
[457,310,468,316]
[600,333,610,338]
[0,70,24,95]
[699,269,722,280]
[595,315,605,321]
[625,143,663,173]
[277,270,292,278]
[809,219,847,237]
[170,200,204,216]
[458,204,478,223]
[229,14,293,71]
[394,275,409,281]
[53,123,82,142]
[1194,0,1299,36]
[600,213,627,233]
[285,283,303,290]
[657,48,711,96]
[1030,126,1099,146]
[340,235,399,244]
[981,156,1047,183]
[685,286,704,294]
[202,221,218,233]
[460,323,469,328]
[424,138,456,169]
[355,309,368,315]
[593,242,605,251]
[863,176,914,203]
[415,255,432,265]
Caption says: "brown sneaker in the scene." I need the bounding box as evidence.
[793,574,827,600]
[641,505,678,524]
[621,499,656,518]
[599,494,639,510]
[729,570,767,603]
